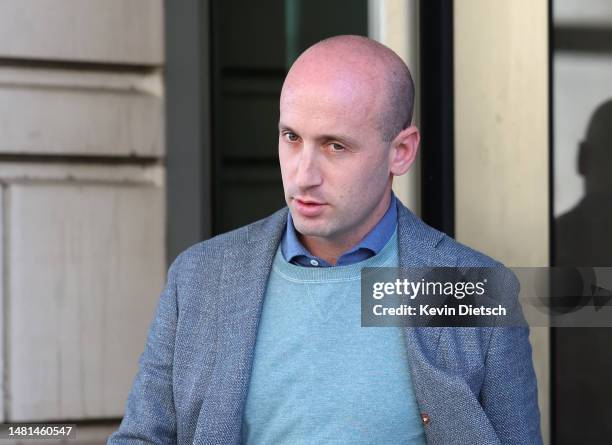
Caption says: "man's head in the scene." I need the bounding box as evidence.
[278,35,419,255]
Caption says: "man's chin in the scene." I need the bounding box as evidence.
[291,217,333,239]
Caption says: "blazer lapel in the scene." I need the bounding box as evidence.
[194,209,288,444]
[396,203,501,443]
[396,202,448,432]
[396,201,447,363]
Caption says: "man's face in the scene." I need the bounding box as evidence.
[278,69,393,246]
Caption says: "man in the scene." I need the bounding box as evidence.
[109,35,541,444]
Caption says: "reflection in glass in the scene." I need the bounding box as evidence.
[556,100,612,266]
[553,1,612,442]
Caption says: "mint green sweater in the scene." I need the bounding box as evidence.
[242,229,426,444]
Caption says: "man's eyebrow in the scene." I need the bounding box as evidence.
[278,123,296,132]
[317,133,359,147]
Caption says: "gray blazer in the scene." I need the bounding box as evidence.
[109,201,542,444]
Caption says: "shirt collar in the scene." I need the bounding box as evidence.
[281,192,398,267]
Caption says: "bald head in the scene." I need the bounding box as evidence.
[281,35,415,142]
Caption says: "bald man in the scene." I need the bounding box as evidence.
[109,36,541,445]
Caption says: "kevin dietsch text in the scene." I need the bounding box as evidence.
[372,303,507,317]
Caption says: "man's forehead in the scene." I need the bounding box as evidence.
[280,57,383,119]
[280,79,378,129]
[281,75,371,107]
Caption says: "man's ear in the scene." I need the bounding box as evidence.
[389,125,420,176]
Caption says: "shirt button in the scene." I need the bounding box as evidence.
[310,259,319,266]
[421,413,430,425]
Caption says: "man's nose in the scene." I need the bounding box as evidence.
[295,146,323,189]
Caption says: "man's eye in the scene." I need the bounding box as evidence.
[284,132,299,142]
[330,143,345,152]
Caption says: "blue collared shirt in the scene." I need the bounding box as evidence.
[281,193,398,267]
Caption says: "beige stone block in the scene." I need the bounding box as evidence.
[7,179,165,421]
[0,0,163,65]
[0,67,164,156]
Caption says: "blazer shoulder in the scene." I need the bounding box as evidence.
[435,233,521,314]
[170,207,289,272]
[396,200,502,268]
[435,234,501,268]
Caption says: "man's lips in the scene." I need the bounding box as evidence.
[293,197,327,217]
[295,197,324,205]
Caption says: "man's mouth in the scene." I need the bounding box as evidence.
[293,197,327,217]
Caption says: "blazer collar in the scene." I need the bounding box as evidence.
[243,198,448,260]
[396,200,447,267]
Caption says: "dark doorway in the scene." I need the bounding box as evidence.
[210,0,368,234]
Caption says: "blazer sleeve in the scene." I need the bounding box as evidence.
[479,271,543,445]
[108,256,182,444]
